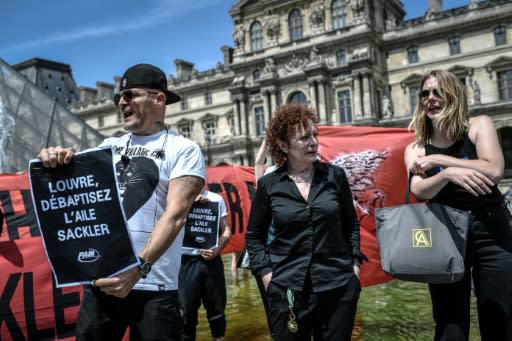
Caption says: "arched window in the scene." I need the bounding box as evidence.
[250,21,263,51]
[331,0,347,29]
[289,91,307,105]
[289,9,303,41]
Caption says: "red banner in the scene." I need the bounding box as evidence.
[0,173,81,341]
[317,126,415,286]
[0,126,415,339]
[206,166,255,255]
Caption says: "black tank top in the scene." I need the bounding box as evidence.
[425,133,503,211]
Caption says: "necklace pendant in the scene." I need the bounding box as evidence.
[287,310,298,333]
[287,318,298,333]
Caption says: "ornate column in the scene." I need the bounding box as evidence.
[308,80,318,116]
[232,98,241,136]
[362,73,371,117]
[262,89,270,124]
[232,94,248,136]
[352,73,362,119]
[352,68,371,119]
[239,95,248,136]
[317,80,327,124]
[261,86,276,123]
[270,89,278,117]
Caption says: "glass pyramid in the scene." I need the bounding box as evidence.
[0,58,104,173]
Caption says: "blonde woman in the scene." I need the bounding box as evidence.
[404,70,512,341]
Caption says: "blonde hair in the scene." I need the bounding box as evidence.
[408,70,469,145]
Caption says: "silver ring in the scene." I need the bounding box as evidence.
[48,152,57,156]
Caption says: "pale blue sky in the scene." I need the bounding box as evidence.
[1,0,469,88]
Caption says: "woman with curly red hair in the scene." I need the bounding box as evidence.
[246,104,365,340]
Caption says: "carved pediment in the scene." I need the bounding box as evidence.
[485,56,512,72]
[400,73,423,93]
[176,118,194,126]
[199,112,218,123]
[448,65,473,77]
[400,73,423,86]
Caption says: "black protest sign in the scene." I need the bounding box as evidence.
[29,147,138,287]
[183,201,220,250]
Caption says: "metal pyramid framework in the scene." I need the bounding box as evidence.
[0,58,104,173]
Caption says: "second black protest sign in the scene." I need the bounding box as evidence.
[183,201,220,250]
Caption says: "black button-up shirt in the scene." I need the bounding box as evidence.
[245,162,364,293]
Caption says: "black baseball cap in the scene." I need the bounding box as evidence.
[119,64,181,104]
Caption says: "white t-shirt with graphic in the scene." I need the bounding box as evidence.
[100,129,206,291]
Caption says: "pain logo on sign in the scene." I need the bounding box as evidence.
[77,248,101,263]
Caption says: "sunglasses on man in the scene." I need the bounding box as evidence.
[113,89,161,106]
[419,88,444,99]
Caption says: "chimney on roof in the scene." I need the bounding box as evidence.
[96,81,114,101]
[174,59,195,78]
[221,45,234,65]
[79,87,97,103]
[428,0,443,13]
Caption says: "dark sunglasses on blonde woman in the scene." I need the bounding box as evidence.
[419,88,444,99]
[113,89,160,106]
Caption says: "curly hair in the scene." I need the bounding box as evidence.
[266,104,319,167]
[408,69,469,145]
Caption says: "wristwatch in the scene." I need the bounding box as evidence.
[138,257,152,278]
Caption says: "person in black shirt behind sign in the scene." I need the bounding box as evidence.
[245,104,366,341]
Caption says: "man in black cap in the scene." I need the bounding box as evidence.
[38,63,206,340]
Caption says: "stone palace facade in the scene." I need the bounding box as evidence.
[70,0,512,184]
